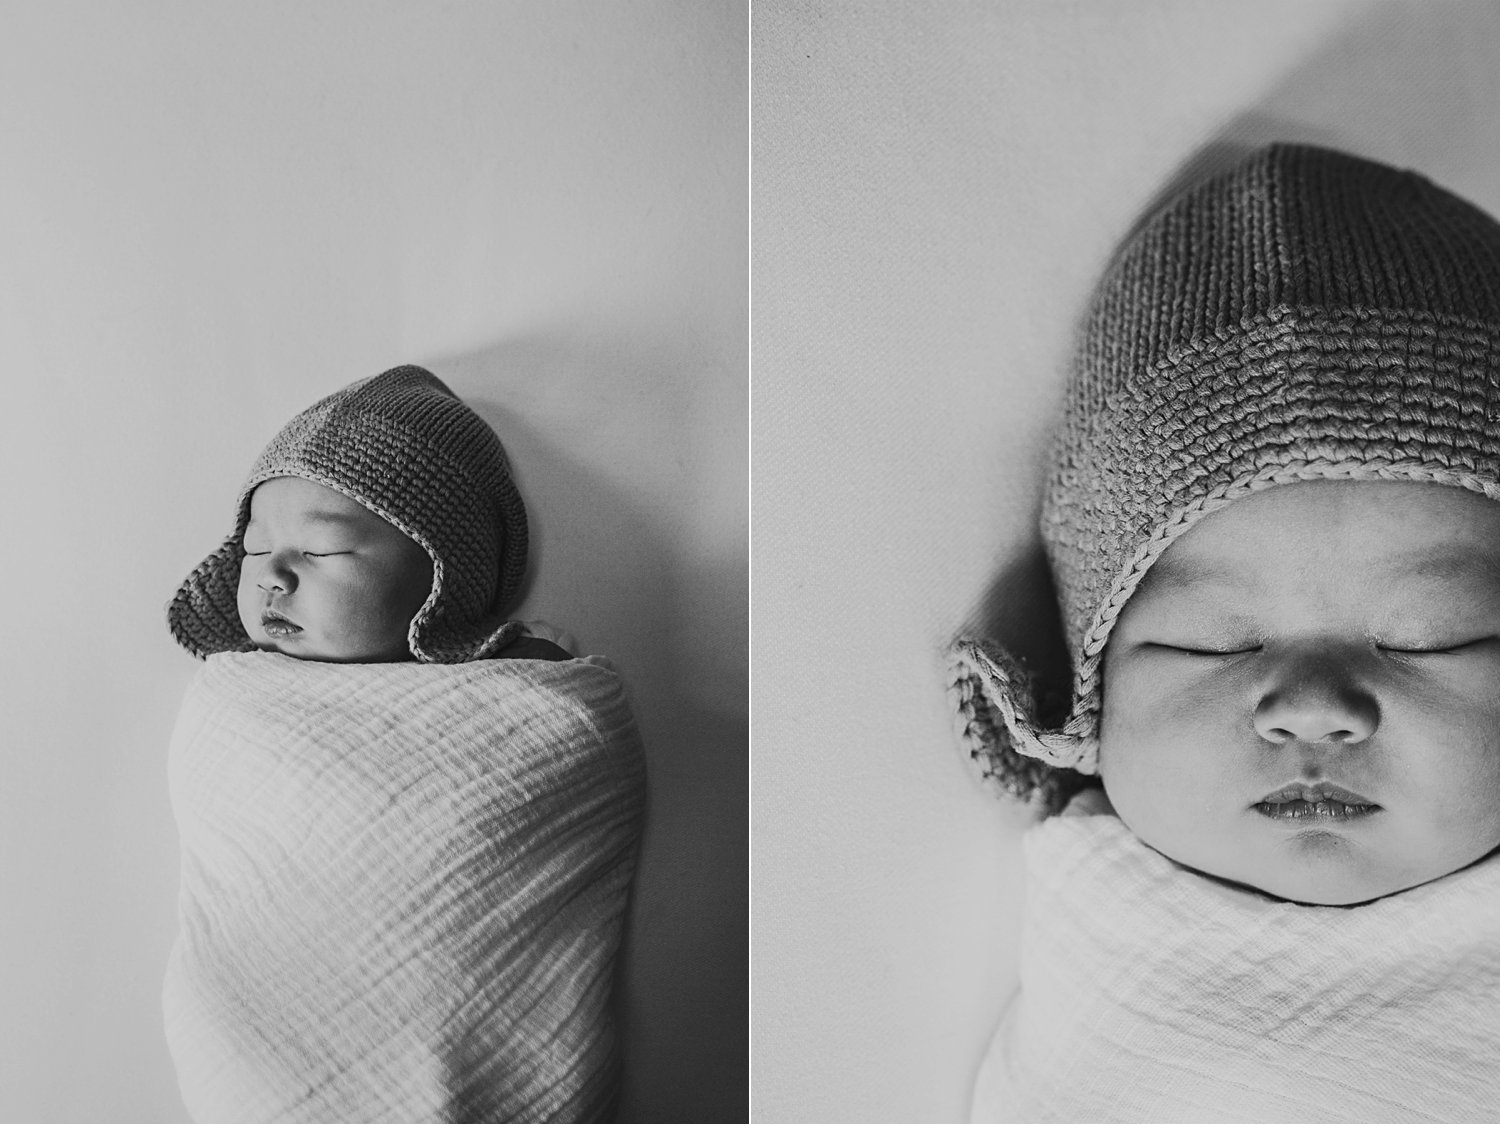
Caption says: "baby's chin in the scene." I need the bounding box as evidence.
[245,631,412,664]
[1227,851,1411,907]
[1169,832,1464,907]
[1106,785,1478,906]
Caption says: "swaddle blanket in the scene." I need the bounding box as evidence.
[163,651,645,1124]
[973,811,1500,1124]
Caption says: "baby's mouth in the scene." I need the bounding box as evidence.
[261,608,303,638]
[1254,782,1380,822]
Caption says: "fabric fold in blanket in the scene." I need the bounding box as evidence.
[972,812,1500,1124]
[163,651,645,1124]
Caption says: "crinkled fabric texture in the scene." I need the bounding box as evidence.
[163,652,645,1124]
[972,812,1500,1124]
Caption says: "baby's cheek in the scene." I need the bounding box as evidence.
[1096,676,1161,801]
[1097,657,1170,768]
[234,566,260,628]
[1099,665,1226,842]
[318,579,411,659]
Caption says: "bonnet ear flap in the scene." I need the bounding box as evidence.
[948,637,1100,811]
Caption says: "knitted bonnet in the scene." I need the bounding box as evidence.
[169,365,529,663]
[951,143,1500,810]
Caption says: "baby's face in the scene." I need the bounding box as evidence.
[1100,480,1500,905]
[236,476,433,663]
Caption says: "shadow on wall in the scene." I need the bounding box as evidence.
[969,542,1071,727]
[965,0,1500,742]
[452,335,748,1123]
[1133,0,1500,240]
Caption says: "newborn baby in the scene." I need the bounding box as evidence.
[238,475,435,661]
[237,476,572,663]
[1103,478,1500,908]
[163,366,642,1124]
[952,145,1500,1121]
[173,364,568,664]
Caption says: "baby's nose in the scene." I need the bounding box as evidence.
[255,556,297,593]
[1253,664,1378,746]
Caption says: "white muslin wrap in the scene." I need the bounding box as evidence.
[973,810,1500,1124]
[163,651,645,1124]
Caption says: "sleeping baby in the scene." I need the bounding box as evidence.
[163,366,644,1124]
[951,145,1500,1122]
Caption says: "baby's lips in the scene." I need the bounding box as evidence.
[1257,781,1376,807]
[260,607,303,633]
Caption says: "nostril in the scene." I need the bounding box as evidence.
[1264,727,1351,744]
[1261,724,1360,746]
[1253,674,1378,747]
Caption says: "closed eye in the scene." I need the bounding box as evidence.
[1154,644,1261,656]
[1378,641,1481,655]
[241,549,351,558]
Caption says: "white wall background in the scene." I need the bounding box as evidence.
[0,3,746,1121]
[752,2,1500,1120]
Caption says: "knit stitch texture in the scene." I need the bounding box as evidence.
[952,144,1500,806]
[168,365,529,663]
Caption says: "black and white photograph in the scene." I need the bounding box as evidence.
[15,0,1500,1121]
[1,3,745,1121]
[755,2,1500,1121]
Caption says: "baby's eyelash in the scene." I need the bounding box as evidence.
[1161,644,1260,656]
[1377,642,1473,655]
[241,549,351,558]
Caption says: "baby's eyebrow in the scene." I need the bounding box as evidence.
[1150,548,1500,591]
[1379,551,1500,587]
[243,510,367,535]
[296,510,366,526]
[1143,554,1250,593]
